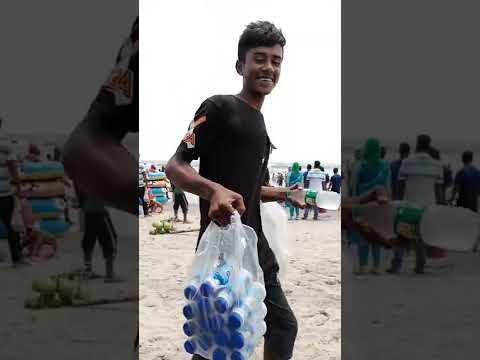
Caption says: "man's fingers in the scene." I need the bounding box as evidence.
[232,194,246,215]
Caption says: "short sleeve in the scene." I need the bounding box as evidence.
[174,99,222,162]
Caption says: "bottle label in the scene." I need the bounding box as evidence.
[305,190,317,206]
[394,207,425,240]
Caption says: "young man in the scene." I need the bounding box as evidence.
[63,17,139,355]
[387,134,443,274]
[329,167,342,194]
[303,160,325,220]
[390,142,410,200]
[166,21,301,360]
[303,163,312,188]
[449,151,480,212]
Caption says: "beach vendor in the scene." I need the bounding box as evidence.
[166,21,305,360]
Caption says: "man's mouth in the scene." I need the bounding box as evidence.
[256,76,274,84]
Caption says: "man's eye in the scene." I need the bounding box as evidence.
[254,57,266,63]
[273,61,281,67]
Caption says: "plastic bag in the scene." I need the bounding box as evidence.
[260,201,289,281]
[182,212,267,360]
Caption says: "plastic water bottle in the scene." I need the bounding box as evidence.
[184,276,202,300]
[182,304,195,320]
[230,320,267,349]
[184,338,197,354]
[183,321,197,337]
[247,282,266,302]
[200,262,233,297]
[305,190,341,210]
[214,329,230,347]
[214,287,236,314]
[228,296,260,330]
[212,347,228,360]
[196,297,214,319]
[231,344,256,360]
[208,315,225,333]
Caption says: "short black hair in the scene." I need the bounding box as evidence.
[416,134,431,152]
[333,168,338,173]
[380,146,387,159]
[238,21,286,62]
[307,164,312,170]
[314,160,321,168]
[462,150,473,164]
[399,142,410,156]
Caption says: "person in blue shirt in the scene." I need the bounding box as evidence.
[449,150,480,212]
[303,164,311,188]
[329,168,342,193]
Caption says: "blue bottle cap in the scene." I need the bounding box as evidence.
[231,351,245,360]
[183,322,195,337]
[212,348,227,360]
[214,297,228,313]
[184,285,197,300]
[200,281,214,297]
[184,339,196,354]
[183,304,194,320]
[228,312,243,330]
[230,331,246,349]
[214,331,229,346]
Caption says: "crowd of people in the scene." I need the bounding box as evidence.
[343,134,479,276]
[271,160,342,220]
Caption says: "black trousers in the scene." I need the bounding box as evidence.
[173,193,188,214]
[82,210,117,260]
[0,196,22,263]
[138,187,149,215]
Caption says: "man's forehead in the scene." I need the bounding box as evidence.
[248,45,283,58]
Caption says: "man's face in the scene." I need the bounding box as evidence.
[238,45,283,96]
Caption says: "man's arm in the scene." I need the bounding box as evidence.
[166,155,245,226]
[260,185,305,208]
[62,120,137,215]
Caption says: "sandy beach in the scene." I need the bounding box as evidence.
[0,208,138,360]
[139,199,341,360]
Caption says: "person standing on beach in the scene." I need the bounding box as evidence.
[387,134,443,274]
[390,142,410,200]
[286,162,303,220]
[62,17,139,355]
[166,21,302,360]
[0,118,29,266]
[303,160,325,220]
[303,164,312,188]
[449,150,480,212]
[139,163,149,216]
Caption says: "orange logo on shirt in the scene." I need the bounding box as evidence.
[183,132,196,148]
[104,68,133,99]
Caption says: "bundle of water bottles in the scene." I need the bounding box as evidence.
[182,212,267,360]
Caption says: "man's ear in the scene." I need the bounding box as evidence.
[235,60,243,76]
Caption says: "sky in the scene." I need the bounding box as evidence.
[141,0,341,165]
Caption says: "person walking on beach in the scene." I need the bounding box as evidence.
[172,183,190,223]
[0,118,28,266]
[166,21,303,360]
[349,138,390,275]
[303,160,325,220]
[449,150,480,212]
[286,162,303,220]
[77,186,119,282]
[139,163,149,216]
[329,167,342,194]
[387,134,443,274]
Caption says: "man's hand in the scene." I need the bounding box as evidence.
[208,185,246,226]
[286,189,306,209]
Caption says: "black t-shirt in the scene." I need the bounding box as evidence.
[175,95,279,276]
[85,17,139,138]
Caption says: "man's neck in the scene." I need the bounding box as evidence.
[237,89,265,111]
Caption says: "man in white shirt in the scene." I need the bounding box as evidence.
[387,135,443,274]
[303,160,325,220]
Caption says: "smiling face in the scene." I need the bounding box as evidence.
[237,44,283,97]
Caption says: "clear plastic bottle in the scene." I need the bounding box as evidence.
[305,190,341,210]
[214,287,236,314]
